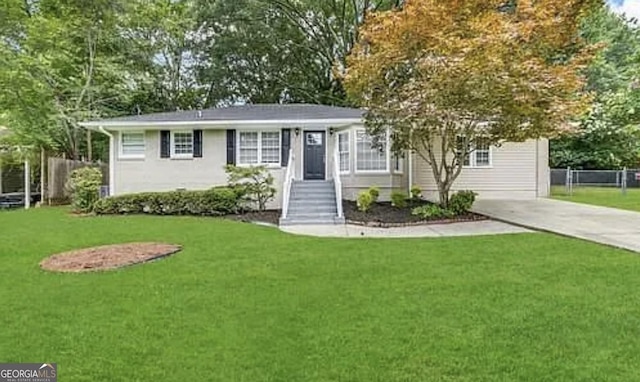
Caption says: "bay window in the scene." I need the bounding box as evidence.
[338,131,350,173]
[356,129,388,172]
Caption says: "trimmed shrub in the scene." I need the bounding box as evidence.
[449,190,477,215]
[66,167,103,213]
[357,190,374,212]
[410,185,422,200]
[367,186,380,203]
[225,165,276,211]
[411,204,454,219]
[391,191,407,208]
[93,186,243,216]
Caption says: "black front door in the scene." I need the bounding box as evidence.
[304,131,326,180]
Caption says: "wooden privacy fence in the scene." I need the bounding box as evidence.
[47,157,108,203]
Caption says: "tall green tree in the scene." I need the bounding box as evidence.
[0,0,129,160]
[120,0,202,113]
[550,6,640,169]
[195,0,402,106]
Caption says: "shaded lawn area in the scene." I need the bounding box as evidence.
[551,185,640,212]
[2,209,640,381]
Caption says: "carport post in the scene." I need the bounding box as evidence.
[24,159,30,209]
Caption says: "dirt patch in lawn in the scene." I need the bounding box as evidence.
[343,200,487,227]
[40,243,182,273]
[226,210,281,226]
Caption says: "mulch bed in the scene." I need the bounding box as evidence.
[225,210,281,226]
[40,243,182,273]
[343,200,487,227]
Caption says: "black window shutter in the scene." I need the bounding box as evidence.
[194,130,203,158]
[160,130,170,158]
[226,129,236,165]
[281,128,291,167]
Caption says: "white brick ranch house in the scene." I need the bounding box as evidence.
[80,104,550,224]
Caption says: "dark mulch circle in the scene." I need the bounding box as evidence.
[343,200,487,227]
[40,243,182,273]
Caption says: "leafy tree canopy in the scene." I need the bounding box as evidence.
[551,5,640,169]
[344,0,599,205]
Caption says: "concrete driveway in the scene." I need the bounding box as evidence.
[473,198,640,253]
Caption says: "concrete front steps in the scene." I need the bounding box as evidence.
[280,180,345,225]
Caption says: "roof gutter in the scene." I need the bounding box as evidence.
[79,118,363,128]
[97,126,115,196]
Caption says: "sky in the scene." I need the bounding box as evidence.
[609,0,640,20]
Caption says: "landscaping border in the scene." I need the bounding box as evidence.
[346,213,488,228]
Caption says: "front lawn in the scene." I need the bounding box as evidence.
[2,208,640,381]
[551,185,640,212]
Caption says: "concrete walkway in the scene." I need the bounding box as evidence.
[473,198,640,253]
[281,220,530,238]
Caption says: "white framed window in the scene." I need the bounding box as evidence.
[239,132,259,164]
[171,131,194,158]
[356,129,388,172]
[457,136,492,168]
[120,131,145,159]
[338,131,350,173]
[238,131,281,165]
[261,131,280,164]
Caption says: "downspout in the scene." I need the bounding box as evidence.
[535,139,539,197]
[97,126,115,196]
[408,150,413,197]
[408,125,414,197]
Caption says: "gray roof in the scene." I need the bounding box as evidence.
[88,104,364,124]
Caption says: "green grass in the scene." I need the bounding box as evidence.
[552,185,640,212]
[3,208,640,381]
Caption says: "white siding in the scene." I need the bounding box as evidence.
[414,139,545,200]
[113,130,285,208]
[537,139,550,197]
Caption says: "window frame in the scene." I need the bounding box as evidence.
[457,136,493,169]
[170,130,195,159]
[236,130,282,167]
[337,131,350,174]
[355,128,390,174]
[119,131,146,159]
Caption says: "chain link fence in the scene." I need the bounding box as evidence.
[551,167,640,195]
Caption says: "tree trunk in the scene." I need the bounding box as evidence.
[438,182,451,208]
[421,133,464,209]
[86,129,92,162]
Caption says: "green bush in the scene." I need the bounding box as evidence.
[66,167,103,213]
[391,191,407,208]
[93,187,243,216]
[411,204,454,219]
[410,185,422,200]
[367,186,380,203]
[357,191,374,212]
[449,190,477,215]
[225,165,276,211]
